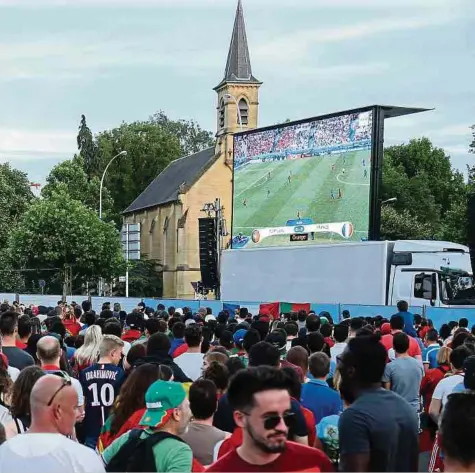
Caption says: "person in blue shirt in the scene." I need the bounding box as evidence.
[396,300,417,338]
[301,352,342,423]
[422,328,441,372]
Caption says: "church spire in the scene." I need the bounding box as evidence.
[214,0,260,89]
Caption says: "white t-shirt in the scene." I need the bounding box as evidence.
[0,433,105,473]
[330,342,347,363]
[174,352,204,381]
[432,373,464,406]
[8,365,20,382]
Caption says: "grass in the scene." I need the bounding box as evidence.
[232,149,371,247]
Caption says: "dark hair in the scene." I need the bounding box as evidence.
[157,320,168,334]
[144,318,160,336]
[146,333,171,355]
[426,328,439,343]
[185,325,202,348]
[393,332,409,354]
[227,366,291,412]
[103,320,122,338]
[126,343,147,367]
[0,311,18,336]
[50,321,66,341]
[203,361,229,392]
[284,322,298,337]
[297,310,307,322]
[243,329,261,353]
[440,324,452,340]
[306,314,321,332]
[342,310,350,319]
[308,352,330,378]
[459,318,469,329]
[319,324,332,338]
[225,357,245,376]
[100,309,114,320]
[346,335,387,384]
[440,392,475,467]
[0,355,12,398]
[397,300,409,312]
[219,330,234,350]
[307,331,325,354]
[471,325,475,337]
[84,311,96,327]
[250,320,270,342]
[334,324,348,343]
[172,322,186,339]
[450,345,473,370]
[10,366,45,418]
[286,346,309,375]
[449,321,459,331]
[281,366,302,400]
[110,363,171,436]
[356,326,374,337]
[390,314,404,331]
[189,379,219,420]
[17,315,32,339]
[452,331,470,350]
[350,317,365,332]
[413,314,422,325]
[248,341,280,367]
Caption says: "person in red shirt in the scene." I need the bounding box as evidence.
[62,307,82,337]
[207,366,333,472]
[380,315,422,362]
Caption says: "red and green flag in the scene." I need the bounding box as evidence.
[259,302,311,320]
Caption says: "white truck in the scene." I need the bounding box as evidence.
[220,240,475,308]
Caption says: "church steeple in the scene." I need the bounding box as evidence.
[214,0,262,165]
[216,0,260,88]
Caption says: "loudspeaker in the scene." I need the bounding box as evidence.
[467,193,475,271]
[199,218,219,289]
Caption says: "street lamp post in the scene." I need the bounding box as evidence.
[99,150,127,220]
[98,150,127,296]
[381,197,397,205]
[223,94,243,132]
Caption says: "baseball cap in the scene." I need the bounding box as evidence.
[139,380,187,428]
[233,329,248,345]
[175,308,184,315]
[320,317,329,325]
[205,314,216,322]
[381,323,391,335]
[266,331,286,351]
[185,318,196,327]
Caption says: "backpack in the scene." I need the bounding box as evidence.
[105,429,185,473]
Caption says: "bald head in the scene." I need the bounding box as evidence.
[37,335,61,364]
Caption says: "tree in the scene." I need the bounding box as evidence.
[150,111,214,156]
[42,159,114,219]
[115,258,163,297]
[77,114,99,179]
[381,138,467,241]
[8,191,125,294]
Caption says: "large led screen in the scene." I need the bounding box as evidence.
[231,109,373,249]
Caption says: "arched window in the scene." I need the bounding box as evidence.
[219,98,225,129]
[238,98,249,126]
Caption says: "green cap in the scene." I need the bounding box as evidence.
[139,380,186,428]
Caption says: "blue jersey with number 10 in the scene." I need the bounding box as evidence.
[80,363,124,442]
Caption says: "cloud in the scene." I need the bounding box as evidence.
[0,128,76,156]
[432,124,473,138]
[279,62,389,80]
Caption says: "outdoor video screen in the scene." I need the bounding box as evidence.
[231,109,373,249]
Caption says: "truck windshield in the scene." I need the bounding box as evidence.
[440,270,475,305]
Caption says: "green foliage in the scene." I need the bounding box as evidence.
[78,114,99,179]
[41,159,114,219]
[116,258,163,298]
[8,191,125,284]
[381,138,467,242]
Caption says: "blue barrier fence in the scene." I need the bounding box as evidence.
[1,293,473,331]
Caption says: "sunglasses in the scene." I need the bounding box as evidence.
[243,411,296,430]
[47,371,72,406]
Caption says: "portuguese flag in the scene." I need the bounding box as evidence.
[259,302,311,320]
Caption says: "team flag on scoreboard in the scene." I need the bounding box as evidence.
[259,302,311,319]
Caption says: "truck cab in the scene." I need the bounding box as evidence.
[388,240,475,308]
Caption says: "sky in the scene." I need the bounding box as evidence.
[0,0,473,188]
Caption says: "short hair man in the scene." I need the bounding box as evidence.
[17,315,32,348]
[79,335,125,449]
[382,332,424,412]
[396,300,417,337]
[380,314,422,362]
[440,392,475,472]
[301,352,342,422]
[0,311,34,370]
[0,375,105,471]
[207,367,333,472]
[423,328,440,371]
[102,380,193,472]
[181,379,229,466]
[330,324,348,363]
[37,336,85,420]
[174,325,204,381]
[337,335,419,472]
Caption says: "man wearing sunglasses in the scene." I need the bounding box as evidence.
[207,367,333,472]
[0,374,105,472]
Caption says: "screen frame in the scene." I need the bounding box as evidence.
[230,105,384,248]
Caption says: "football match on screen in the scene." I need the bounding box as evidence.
[231,110,373,249]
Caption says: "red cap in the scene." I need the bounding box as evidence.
[381,323,391,335]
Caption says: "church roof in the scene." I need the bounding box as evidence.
[214,0,261,90]
[123,147,216,214]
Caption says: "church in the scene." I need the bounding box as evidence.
[123,0,262,298]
